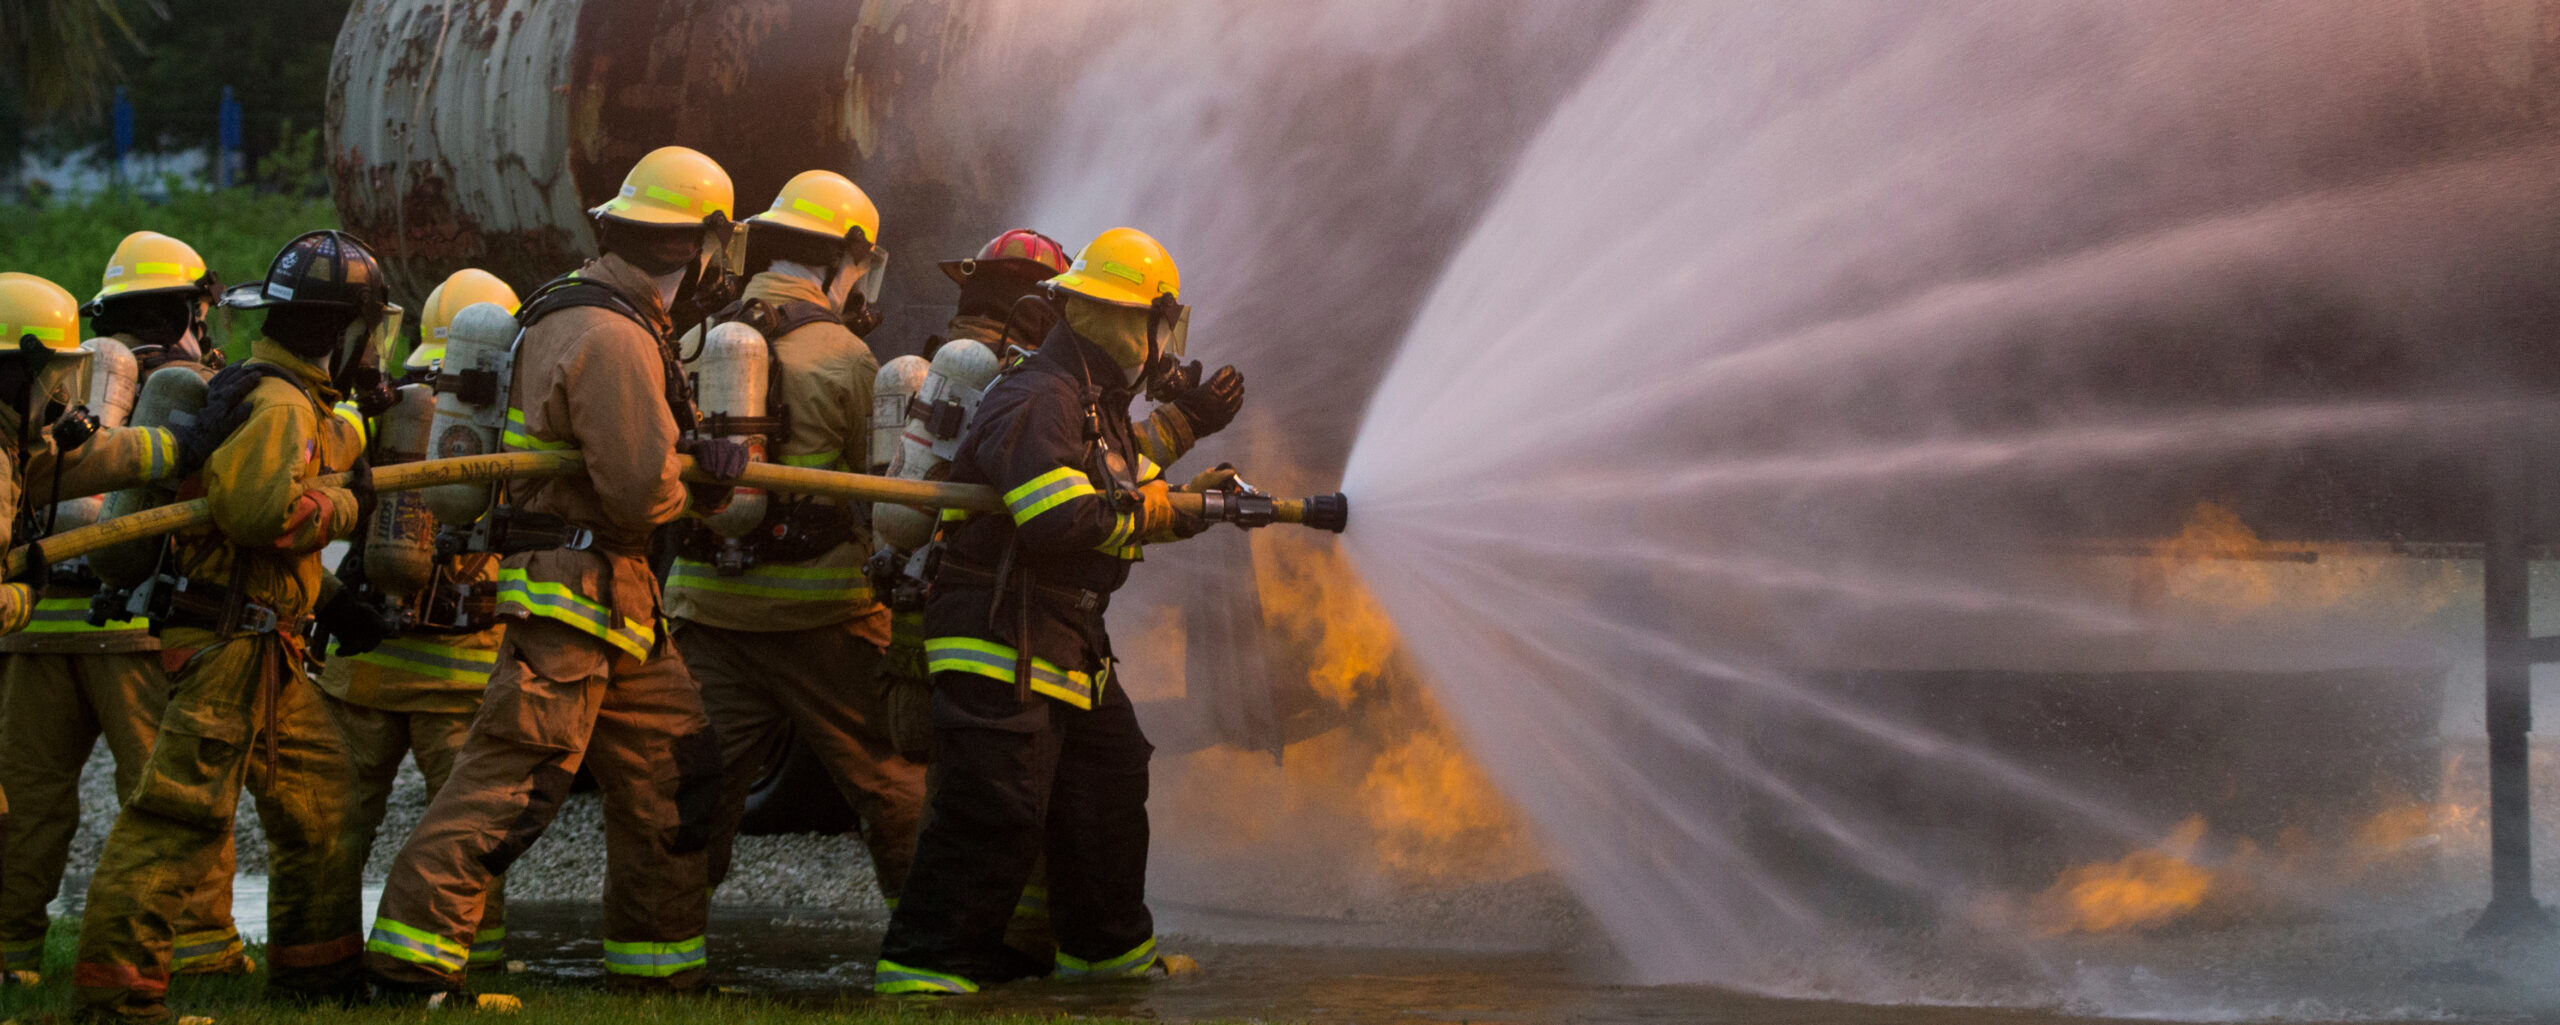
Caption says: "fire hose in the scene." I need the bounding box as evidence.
[2,451,1349,579]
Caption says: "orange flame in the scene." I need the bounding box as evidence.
[2144,503,2461,618]
[1149,526,1540,886]
[2037,816,2216,934]
[1249,529,1401,706]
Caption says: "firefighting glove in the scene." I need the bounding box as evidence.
[346,457,377,533]
[1167,363,1244,437]
[1178,463,1242,494]
[314,585,396,657]
[684,437,751,482]
[1135,479,1206,543]
[48,405,99,452]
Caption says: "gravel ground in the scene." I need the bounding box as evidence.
[51,744,889,920]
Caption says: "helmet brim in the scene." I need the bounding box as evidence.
[219,281,282,310]
[1048,270,1158,309]
[746,208,858,241]
[83,281,212,316]
[591,201,719,228]
[941,257,1065,287]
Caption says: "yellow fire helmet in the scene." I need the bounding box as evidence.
[749,169,880,246]
[589,145,736,228]
[0,272,88,355]
[408,268,520,371]
[84,230,212,315]
[1049,227,1181,309]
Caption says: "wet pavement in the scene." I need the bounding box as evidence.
[479,900,2493,1025]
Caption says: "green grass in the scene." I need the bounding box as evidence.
[0,186,340,364]
[0,920,1220,1024]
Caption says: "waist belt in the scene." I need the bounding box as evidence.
[160,581,297,636]
[932,558,1105,614]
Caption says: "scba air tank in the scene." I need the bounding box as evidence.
[871,354,927,475]
[874,338,998,552]
[51,337,141,530]
[363,383,440,598]
[425,302,517,526]
[693,321,770,538]
[82,336,139,427]
[87,365,208,586]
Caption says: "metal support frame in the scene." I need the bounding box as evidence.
[2473,461,2557,937]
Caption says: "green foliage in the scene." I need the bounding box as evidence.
[0,0,165,119]
[252,120,327,197]
[0,184,336,360]
[119,0,345,154]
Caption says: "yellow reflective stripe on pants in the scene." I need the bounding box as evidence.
[502,408,574,451]
[20,597,148,633]
[667,559,873,603]
[1055,936,1158,980]
[873,958,977,994]
[1003,466,1095,526]
[170,928,243,970]
[351,636,500,683]
[776,451,841,469]
[495,568,654,660]
[0,936,41,969]
[600,936,705,977]
[366,918,468,972]
[468,927,506,966]
[925,636,1099,710]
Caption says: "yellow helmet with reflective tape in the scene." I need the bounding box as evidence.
[85,231,212,313]
[1049,228,1180,309]
[749,170,879,245]
[589,145,736,228]
[0,273,86,355]
[409,268,520,370]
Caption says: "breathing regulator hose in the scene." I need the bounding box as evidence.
[2,452,1350,579]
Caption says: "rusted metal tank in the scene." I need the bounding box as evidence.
[328,0,1007,343]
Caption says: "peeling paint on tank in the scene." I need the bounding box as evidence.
[330,0,999,326]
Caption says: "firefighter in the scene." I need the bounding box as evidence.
[873,228,1218,994]
[664,169,925,904]
[366,145,741,1000]
[892,230,1249,965]
[316,268,520,976]
[72,229,396,1019]
[0,272,203,989]
[0,237,247,986]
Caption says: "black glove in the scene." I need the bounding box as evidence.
[350,368,398,417]
[314,585,396,657]
[346,457,376,531]
[172,365,266,477]
[49,406,99,452]
[685,437,750,482]
[1170,363,1244,436]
